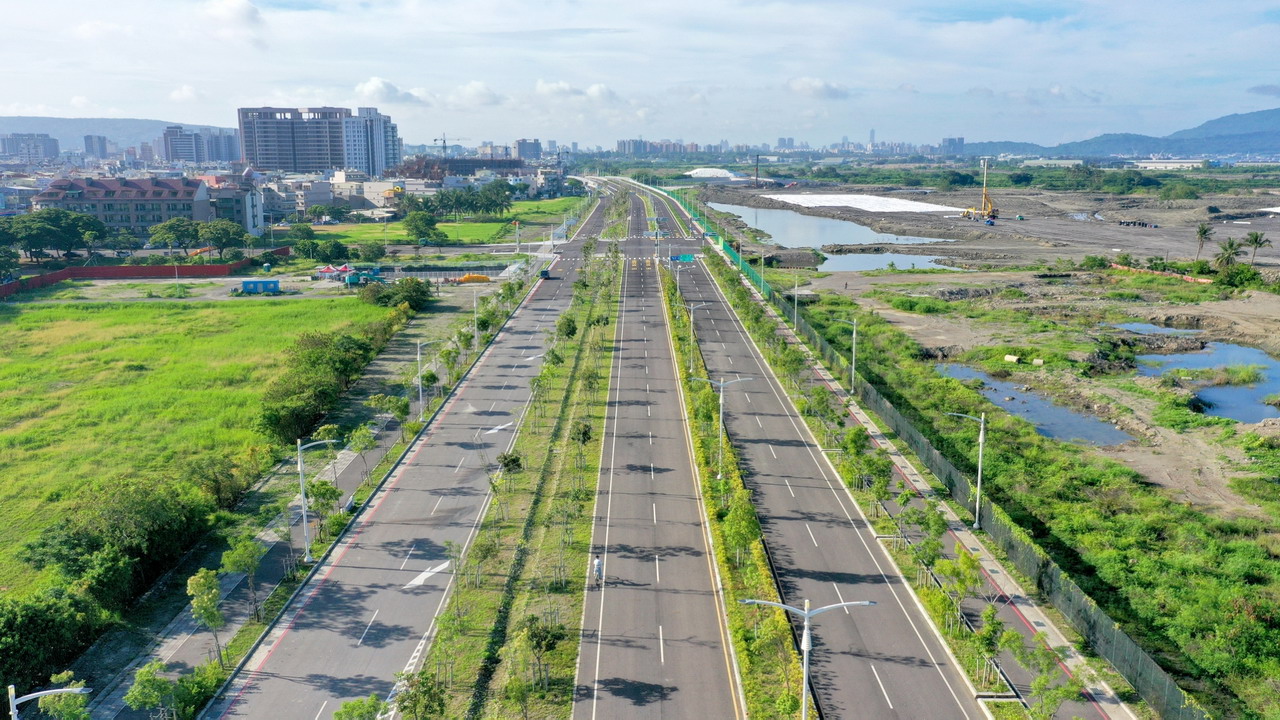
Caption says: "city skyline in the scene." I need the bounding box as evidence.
[5,0,1280,148]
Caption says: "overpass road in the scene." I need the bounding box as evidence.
[573,192,742,719]
[204,194,609,719]
[645,187,983,720]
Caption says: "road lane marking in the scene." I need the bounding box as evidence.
[653,503,657,525]
[647,406,651,417]
[403,560,451,589]
[871,665,893,708]
[649,431,653,445]
[728,356,734,365]
[785,478,795,496]
[658,625,665,664]
[485,421,514,434]
[745,393,752,404]
[431,496,444,515]
[399,544,417,570]
[805,523,818,546]
[833,583,850,613]
[454,457,465,472]
[313,701,327,720]
[489,402,497,411]
[356,609,379,646]
[755,416,762,427]
[655,555,660,583]
[769,446,777,458]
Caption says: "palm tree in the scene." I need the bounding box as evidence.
[1213,237,1245,270]
[1244,231,1271,267]
[1195,222,1213,262]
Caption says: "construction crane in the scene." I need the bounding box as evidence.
[432,134,470,158]
[961,157,999,223]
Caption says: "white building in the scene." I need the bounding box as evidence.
[342,108,403,179]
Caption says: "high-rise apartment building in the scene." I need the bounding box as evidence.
[940,137,965,156]
[1,133,60,162]
[203,128,241,163]
[84,135,109,158]
[342,108,402,178]
[514,138,542,160]
[238,107,351,173]
[163,125,206,163]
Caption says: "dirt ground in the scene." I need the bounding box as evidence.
[805,268,1280,519]
[708,185,1280,273]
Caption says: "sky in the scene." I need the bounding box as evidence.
[6,0,1280,149]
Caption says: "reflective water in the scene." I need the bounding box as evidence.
[938,364,1134,445]
[1112,322,1201,335]
[1137,342,1280,423]
[709,202,953,272]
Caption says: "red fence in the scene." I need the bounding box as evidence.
[0,247,293,299]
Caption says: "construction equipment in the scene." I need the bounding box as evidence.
[432,134,470,157]
[961,158,999,221]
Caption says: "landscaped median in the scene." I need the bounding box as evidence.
[659,266,808,719]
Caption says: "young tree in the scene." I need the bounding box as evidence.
[402,211,444,243]
[358,242,386,262]
[348,424,379,477]
[367,393,411,439]
[199,218,249,259]
[187,568,226,666]
[335,694,389,720]
[123,660,175,713]
[521,614,568,689]
[221,533,267,620]
[394,667,447,719]
[1244,231,1271,267]
[38,670,90,720]
[1194,222,1213,262]
[307,478,342,528]
[557,313,578,340]
[1213,237,1245,270]
[288,223,317,243]
[149,217,200,255]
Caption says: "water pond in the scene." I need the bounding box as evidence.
[938,364,1134,446]
[1137,342,1280,423]
[708,202,953,272]
[1112,322,1200,336]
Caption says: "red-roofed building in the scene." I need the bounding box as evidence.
[31,177,211,235]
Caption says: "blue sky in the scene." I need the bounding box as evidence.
[7,0,1280,149]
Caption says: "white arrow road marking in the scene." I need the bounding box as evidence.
[523,353,544,361]
[485,422,514,434]
[403,560,450,589]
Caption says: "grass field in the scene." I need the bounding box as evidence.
[310,197,587,247]
[0,299,393,595]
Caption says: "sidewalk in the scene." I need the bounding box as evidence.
[733,262,1138,720]
[85,312,451,720]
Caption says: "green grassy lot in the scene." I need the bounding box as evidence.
[310,197,586,247]
[0,299,392,595]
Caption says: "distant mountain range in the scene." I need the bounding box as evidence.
[0,117,235,151]
[963,107,1280,158]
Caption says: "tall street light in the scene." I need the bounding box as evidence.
[946,411,987,529]
[416,339,442,420]
[833,318,857,392]
[679,302,709,374]
[9,685,92,720]
[692,376,752,479]
[739,598,874,720]
[296,437,343,563]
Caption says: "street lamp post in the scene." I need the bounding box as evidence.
[692,376,752,479]
[834,318,857,392]
[9,685,92,720]
[946,411,987,529]
[679,302,709,374]
[416,339,442,420]
[296,437,343,563]
[739,598,874,720]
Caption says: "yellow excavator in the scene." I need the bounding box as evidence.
[961,158,999,222]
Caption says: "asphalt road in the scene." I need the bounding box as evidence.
[573,193,743,719]
[203,196,608,719]
[647,187,984,720]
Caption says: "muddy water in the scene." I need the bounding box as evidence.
[1137,342,1280,423]
[708,202,951,272]
[938,364,1134,446]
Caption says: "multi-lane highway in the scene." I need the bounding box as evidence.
[645,185,983,719]
[204,195,608,719]
[573,194,742,719]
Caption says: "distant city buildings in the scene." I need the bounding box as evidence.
[514,138,542,160]
[0,133,60,163]
[84,135,109,158]
[941,137,965,156]
[238,106,401,177]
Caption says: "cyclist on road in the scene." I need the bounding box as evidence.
[592,554,603,587]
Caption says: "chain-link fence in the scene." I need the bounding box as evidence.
[706,220,1210,720]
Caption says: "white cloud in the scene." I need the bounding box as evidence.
[355,77,425,104]
[73,21,133,40]
[446,81,506,109]
[201,0,266,47]
[535,80,581,97]
[585,84,619,104]
[169,85,200,102]
[70,96,93,109]
[786,77,850,100]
